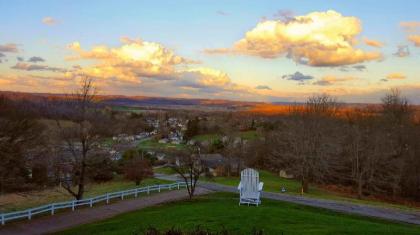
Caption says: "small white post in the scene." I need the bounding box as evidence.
[147,186,150,194]
[106,193,109,204]
[177,182,180,190]
[121,192,124,200]
[135,189,138,197]
[51,204,55,215]
[158,185,161,192]
[72,201,75,211]
[89,199,93,207]
[28,210,32,220]
[1,214,4,225]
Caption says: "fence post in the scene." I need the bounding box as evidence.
[169,184,172,190]
[135,188,138,198]
[28,210,32,220]
[121,192,124,200]
[72,201,75,211]
[147,186,150,194]
[51,204,55,215]
[177,182,180,190]
[158,185,161,192]
[106,193,109,204]
[1,214,4,225]
[90,199,93,207]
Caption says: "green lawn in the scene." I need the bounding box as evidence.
[238,130,259,140]
[137,139,186,151]
[0,177,170,213]
[58,193,420,235]
[154,166,177,175]
[192,133,221,142]
[204,171,420,212]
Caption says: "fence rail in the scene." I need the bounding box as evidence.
[0,181,188,225]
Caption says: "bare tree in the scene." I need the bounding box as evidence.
[169,147,205,199]
[268,94,340,194]
[54,76,106,200]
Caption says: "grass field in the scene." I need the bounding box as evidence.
[0,177,170,213]
[204,171,420,211]
[154,166,177,175]
[58,192,420,235]
[192,130,259,142]
[137,139,186,150]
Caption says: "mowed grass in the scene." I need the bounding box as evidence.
[58,193,420,235]
[205,171,420,211]
[0,177,170,213]
[154,166,177,175]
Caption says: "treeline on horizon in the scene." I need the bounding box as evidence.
[0,83,419,203]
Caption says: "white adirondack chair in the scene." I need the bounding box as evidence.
[238,168,264,206]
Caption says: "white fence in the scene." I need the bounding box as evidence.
[0,182,188,225]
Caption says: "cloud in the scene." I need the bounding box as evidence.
[393,45,410,57]
[11,62,67,73]
[272,10,295,22]
[17,56,24,62]
[65,38,260,99]
[313,75,356,86]
[0,43,18,53]
[28,56,45,63]
[400,21,420,32]
[216,10,229,16]
[352,65,366,71]
[408,35,420,47]
[67,38,191,83]
[399,22,420,47]
[255,85,272,90]
[42,17,58,26]
[205,10,382,66]
[282,72,314,83]
[363,37,383,47]
[385,72,406,81]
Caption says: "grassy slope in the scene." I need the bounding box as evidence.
[205,171,419,211]
[59,193,420,235]
[0,178,170,213]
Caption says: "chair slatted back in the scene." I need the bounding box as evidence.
[241,168,259,193]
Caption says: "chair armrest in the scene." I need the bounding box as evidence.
[238,182,242,190]
[258,182,264,191]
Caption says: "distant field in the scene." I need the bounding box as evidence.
[0,177,170,213]
[192,130,259,142]
[137,139,186,150]
[58,192,420,235]
[205,171,420,212]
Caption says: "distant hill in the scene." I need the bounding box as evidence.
[0,90,262,111]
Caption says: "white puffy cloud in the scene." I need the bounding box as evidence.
[206,10,382,66]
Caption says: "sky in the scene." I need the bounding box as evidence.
[0,0,420,103]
